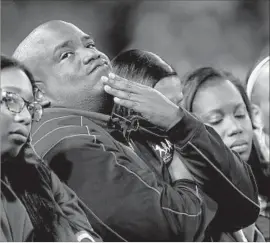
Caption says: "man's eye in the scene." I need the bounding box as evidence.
[60,52,73,60]
[86,43,95,48]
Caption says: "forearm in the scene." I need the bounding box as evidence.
[167,109,260,230]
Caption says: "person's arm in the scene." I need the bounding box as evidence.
[167,108,260,231]
[49,170,102,242]
[102,75,259,231]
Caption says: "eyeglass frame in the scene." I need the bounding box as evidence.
[0,89,43,122]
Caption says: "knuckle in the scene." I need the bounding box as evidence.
[132,101,138,108]
[123,82,129,89]
[114,89,120,96]
[127,83,132,89]
[123,92,129,99]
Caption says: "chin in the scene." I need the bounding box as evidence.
[240,154,249,162]
[1,145,21,160]
[9,144,24,158]
[94,64,111,80]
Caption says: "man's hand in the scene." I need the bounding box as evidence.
[102,73,183,130]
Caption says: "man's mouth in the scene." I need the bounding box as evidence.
[88,59,108,75]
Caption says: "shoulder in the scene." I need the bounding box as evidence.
[31,108,124,160]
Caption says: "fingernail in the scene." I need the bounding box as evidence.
[109,73,115,79]
[104,85,110,91]
[101,76,108,82]
[114,97,120,103]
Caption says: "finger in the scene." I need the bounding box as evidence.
[103,73,143,94]
[113,97,141,111]
[104,85,138,101]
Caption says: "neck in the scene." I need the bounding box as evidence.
[76,93,114,115]
[51,92,114,115]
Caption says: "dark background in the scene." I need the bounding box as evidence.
[1,0,269,81]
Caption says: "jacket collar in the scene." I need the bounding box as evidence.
[43,107,111,128]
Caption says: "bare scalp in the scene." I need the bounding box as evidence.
[13,20,71,64]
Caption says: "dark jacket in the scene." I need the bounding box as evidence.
[109,109,261,241]
[1,180,34,242]
[1,152,101,242]
[111,109,260,232]
[31,107,217,242]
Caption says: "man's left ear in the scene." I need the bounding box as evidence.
[34,84,51,108]
[251,103,264,129]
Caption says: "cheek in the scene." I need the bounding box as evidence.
[209,124,227,144]
[0,112,13,152]
[196,116,227,144]
[54,62,81,82]
[243,117,253,137]
[201,119,229,146]
[261,102,269,125]
[100,53,111,65]
[159,89,182,104]
[0,110,13,136]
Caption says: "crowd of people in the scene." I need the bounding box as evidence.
[1,20,269,242]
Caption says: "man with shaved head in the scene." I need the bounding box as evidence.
[14,20,113,114]
[13,20,217,241]
[247,56,269,149]
[13,20,260,241]
[246,56,270,241]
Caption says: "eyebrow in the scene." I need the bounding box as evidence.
[53,40,74,55]
[2,86,23,93]
[53,35,94,55]
[203,103,246,117]
[81,34,94,42]
[203,109,223,118]
[1,87,34,102]
[234,103,246,111]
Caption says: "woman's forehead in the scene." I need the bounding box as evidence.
[157,76,181,87]
[193,80,245,112]
[1,68,33,99]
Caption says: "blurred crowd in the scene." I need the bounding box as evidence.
[1,0,269,242]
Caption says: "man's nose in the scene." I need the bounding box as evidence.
[14,106,31,126]
[81,49,101,65]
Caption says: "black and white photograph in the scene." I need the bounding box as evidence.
[1,0,269,241]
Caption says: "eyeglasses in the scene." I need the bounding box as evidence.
[1,90,43,122]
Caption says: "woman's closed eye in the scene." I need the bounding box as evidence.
[234,107,248,119]
[208,114,223,125]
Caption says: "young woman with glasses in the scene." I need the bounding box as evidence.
[0,55,101,242]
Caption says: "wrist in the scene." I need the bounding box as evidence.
[165,106,184,131]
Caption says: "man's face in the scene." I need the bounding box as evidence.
[38,22,112,109]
